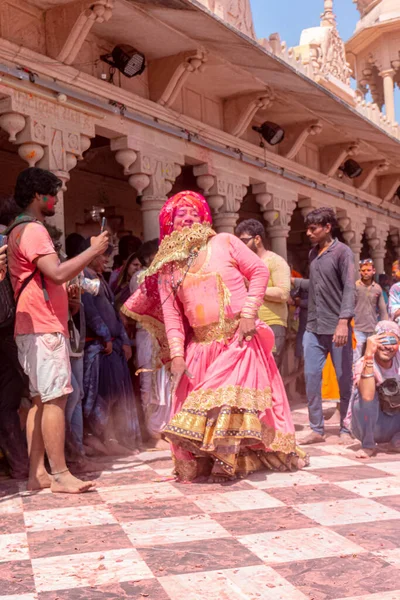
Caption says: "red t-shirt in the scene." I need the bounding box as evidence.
[8,222,68,336]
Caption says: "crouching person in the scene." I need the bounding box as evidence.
[351,320,400,458]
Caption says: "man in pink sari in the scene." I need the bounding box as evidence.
[122,191,307,482]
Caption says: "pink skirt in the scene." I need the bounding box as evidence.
[163,320,305,480]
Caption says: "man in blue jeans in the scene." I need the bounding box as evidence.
[294,207,355,444]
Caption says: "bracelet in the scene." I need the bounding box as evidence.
[361,373,375,379]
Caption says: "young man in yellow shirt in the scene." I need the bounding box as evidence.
[236,219,290,371]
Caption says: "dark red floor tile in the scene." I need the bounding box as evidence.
[374,494,400,511]
[110,495,204,522]
[146,458,174,471]
[0,559,35,595]
[28,523,133,559]
[38,579,170,599]
[311,465,392,482]
[333,519,400,551]
[94,469,157,487]
[267,483,359,505]
[22,489,103,511]
[274,553,399,600]
[137,537,263,576]
[300,447,332,457]
[0,511,25,534]
[211,506,317,535]
[0,481,20,498]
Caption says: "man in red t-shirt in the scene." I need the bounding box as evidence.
[8,168,109,494]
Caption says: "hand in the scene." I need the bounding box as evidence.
[68,296,80,316]
[67,283,80,299]
[170,356,193,396]
[287,297,295,306]
[123,344,132,361]
[365,333,386,357]
[332,319,349,347]
[90,231,110,256]
[0,244,7,281]
[294,297,301,307]
[238,317,257,347]
[103,341,113,355]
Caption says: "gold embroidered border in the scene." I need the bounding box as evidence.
[193,316,240,344]
[182,385,273,412]
[120,306,170,365]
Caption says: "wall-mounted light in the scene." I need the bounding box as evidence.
[339,159,363,179]
[101,45,146,78]
[252,122,285,146]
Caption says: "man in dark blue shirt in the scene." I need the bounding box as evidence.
[295,207,355,444]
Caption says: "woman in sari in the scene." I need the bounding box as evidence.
[122,191,307,482]
[114,252,143,312]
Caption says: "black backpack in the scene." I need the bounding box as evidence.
[0,216,47,328]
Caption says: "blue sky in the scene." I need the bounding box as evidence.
[249,0,400,116]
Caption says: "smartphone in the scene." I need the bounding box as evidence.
[382,336,398,346]
[100,217,107,233]
[0,234,7,247]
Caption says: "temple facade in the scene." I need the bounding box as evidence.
[0,0,400,382]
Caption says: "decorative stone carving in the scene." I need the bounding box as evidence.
[0,113,26,142]
[154,50,208,108]
[355,159,389,191]
[379,175,400,203]
[198,0,256,39]
[354,0,380,17]
[280,120,322,160]
[18,143,44,167]
[224,92,274,138]
[321,142,360,178]
[115,149,138,175]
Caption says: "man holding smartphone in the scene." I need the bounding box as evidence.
[351,321,400,458]
[7,167,110,494]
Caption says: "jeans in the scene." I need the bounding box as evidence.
[353,330,373,364]
[303,328,353,435]
[0,328,29,477]
[65,356,84,457]
[270,324,286,371]
[352,388,400,448]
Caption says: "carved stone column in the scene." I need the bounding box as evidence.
[112,138,184,240]
[194,165,249,234]
[365,222,390,275]
[253,183,296,261]
[0,94,96,243]
[380,69,396,123]
[338,211,366,272]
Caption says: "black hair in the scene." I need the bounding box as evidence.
[14,168,62,210]
[118,235,142,261]
[138,239,159,265]
[304,206,338,229]
[65,233,86,259]
[235,219,267,245]
[0,195,20,226]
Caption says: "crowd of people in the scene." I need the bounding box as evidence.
[0,167,400,494]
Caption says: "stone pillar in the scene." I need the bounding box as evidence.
[252,183,296,261]
[194,165,249,234]
[112,138,184,241]
[365,222,389,275]
[339,212,366,275]
[0,95,96,245]
[380,69,396,123]
[390,229,400,260]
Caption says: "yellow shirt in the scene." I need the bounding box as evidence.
[258,251,291,328]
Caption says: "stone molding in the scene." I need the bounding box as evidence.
[152,50,208,109]
[224,91,274,138]
[280,120,323,161]
[321,142,360,178]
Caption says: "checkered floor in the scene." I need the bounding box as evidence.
[2,414,400,599]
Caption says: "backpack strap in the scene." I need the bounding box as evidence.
[7,217,50,303]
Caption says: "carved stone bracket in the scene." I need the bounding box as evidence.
[153,50,208,108]
[46,0,114,65]
[378,174,400,203]
[355,159,390,191]
[321,142,360,177]
[279,120,322,160]
[112,136,184,239]
[224,91,274,138]
[194,164,249,233]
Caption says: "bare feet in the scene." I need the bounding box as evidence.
[27,471,52,491]
[338,432,353,446]
[355,447,377,459]
[84,435,108,456]
[51,470,96,494]
[300,431,326,445]
[104,439,134,456]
